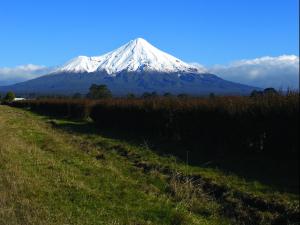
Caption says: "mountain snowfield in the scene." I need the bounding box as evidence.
[0,38,258,95]
[56,38,202,74]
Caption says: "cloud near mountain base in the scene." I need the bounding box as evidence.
[208,55,299,89]
[0,64,53,86]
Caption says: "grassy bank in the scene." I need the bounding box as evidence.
[0,105,299,225]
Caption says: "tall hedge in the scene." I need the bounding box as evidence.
[90,95,299,158]
[10,99,93,120]
[9,94,299,159]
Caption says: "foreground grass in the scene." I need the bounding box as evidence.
[0,105,298,224]
[0,105,230,225]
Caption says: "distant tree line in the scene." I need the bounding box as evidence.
[1,84,292,103]
[250,88,279,98]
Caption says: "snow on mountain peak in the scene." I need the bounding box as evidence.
[58,56,99,73]
[56,38,200,74]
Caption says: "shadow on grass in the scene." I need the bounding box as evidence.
[53,118,299,195]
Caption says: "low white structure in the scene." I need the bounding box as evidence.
[13,98,26,101]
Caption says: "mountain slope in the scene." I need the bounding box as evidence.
[0,38,259,95]
[1,71,257,95]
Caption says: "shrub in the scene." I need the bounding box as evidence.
[3,91,15,103]
[126,93,136,99]
[87,84,112,99]
[72,93,82,99]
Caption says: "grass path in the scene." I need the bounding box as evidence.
[0,105,298,225]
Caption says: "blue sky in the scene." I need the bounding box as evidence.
[0,0,299,67]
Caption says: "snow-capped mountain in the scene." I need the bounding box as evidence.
[56,38,202,74]
[0,38,259,96]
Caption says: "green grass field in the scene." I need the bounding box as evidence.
[0,105,298,225]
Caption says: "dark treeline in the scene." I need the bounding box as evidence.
[9,91,299,161]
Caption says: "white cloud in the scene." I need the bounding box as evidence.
[0,64,53,86]
[189,62,208,73]
[0,55,299,90]
[208,55,299,89]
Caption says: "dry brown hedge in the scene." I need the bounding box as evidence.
[9,94,299,158]
[10,99,94,119]
[90,95,299,157]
